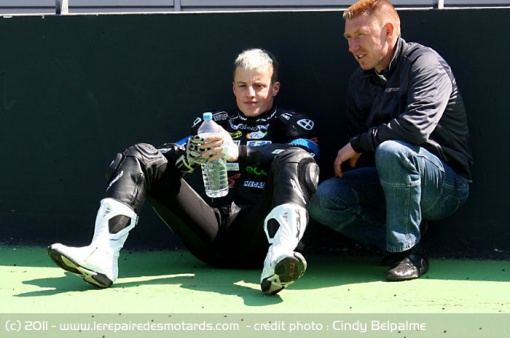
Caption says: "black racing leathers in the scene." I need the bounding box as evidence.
[104,106,319,268]
[347,37,473,180]
[189,107,319,206]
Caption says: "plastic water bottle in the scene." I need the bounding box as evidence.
[198,112,229,198]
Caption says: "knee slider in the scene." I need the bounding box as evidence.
[105,143,162,183]
[126,143,168,168]
[300,159,319,195]
[282,148,319,195]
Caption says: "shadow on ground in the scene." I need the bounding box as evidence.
[3,245,509,309]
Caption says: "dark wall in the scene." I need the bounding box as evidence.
[1,9,508,258]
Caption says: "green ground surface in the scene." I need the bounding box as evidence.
[1,246,509,337]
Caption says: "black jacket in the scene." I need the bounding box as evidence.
[347,37,473,180]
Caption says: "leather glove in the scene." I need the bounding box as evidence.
[175,135,207,174]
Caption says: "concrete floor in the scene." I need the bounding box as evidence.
[1,246,509,338]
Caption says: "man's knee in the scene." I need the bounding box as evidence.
[107,143,168,180]
[375,140,421,174]
[127,143,168,167]
[105,143,168,210]
[375,140,410,160]
[272,147,319,197]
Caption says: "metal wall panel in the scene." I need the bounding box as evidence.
[444,0,510,5]
[3,0,510,15]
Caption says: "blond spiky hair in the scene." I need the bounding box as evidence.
[233,48,279,83]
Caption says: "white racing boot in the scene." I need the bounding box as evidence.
[48,198,137,288]
[260,203,308,295]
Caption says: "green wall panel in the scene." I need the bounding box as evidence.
[0,9,508,258]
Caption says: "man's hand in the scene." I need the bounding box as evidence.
[175,135,207,174]
[334,143,362,178]
[201,129,239,162]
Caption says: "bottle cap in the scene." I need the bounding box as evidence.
[203,112,212,120]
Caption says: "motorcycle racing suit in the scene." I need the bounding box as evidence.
[104,106,319,268]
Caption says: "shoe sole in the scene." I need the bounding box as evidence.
[47,247,112,288]
[274,254,307,283]
[261,252,307,295]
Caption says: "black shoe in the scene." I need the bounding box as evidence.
[381,252,406,266]
[386,245,429,281]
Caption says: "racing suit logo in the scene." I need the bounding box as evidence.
[228,173,241,187]
[281,113,293,120]
[386,87,400,92]
[192,117,202,128]
[243,181,265,189]
[247,131,267,139]
[230,131,243,139]
[247,140,272,147]
[297,119,314,131]
[246,166,268,176]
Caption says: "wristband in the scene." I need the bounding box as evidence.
[349,135,363,153]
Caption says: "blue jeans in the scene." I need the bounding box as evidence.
[309,140,470,253]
